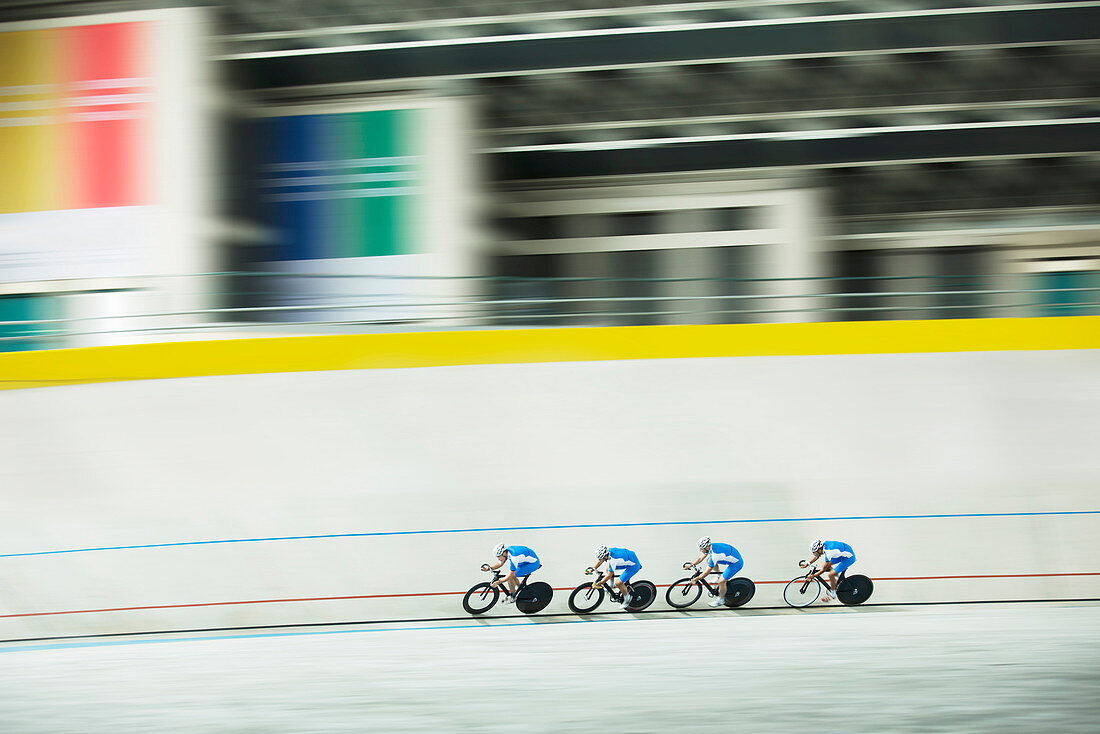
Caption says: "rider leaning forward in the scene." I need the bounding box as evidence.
[801,539,856,602]
[483,543,541,603]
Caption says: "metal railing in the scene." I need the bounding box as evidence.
[0,272,1097,351]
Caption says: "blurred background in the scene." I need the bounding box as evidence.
[2,6,1099,730]
[2,0,1098,351]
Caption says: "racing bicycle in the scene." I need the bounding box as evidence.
[665,563,756,609]
[567,567,657,614]
[782,564,874,608]
[463,567,554,615]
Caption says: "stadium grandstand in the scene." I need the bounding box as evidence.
[0,0,1097,346]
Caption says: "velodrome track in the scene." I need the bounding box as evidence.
[0,321,1098,639]
[1,601,1097,733]
[1,320,1097,730]
[2,561,1099,645]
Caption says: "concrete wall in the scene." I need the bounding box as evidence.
[1,348,1097,638]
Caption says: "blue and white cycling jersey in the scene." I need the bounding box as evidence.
[708,542,744,580]
[507,545,541,577]
[822,541,856,575]
[708,542,741,568]
[607,547,641,583]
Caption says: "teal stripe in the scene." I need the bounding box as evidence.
[0,294,60,352]
[393,107,419,257]
[362,110,398,257]
[0,615,675,654]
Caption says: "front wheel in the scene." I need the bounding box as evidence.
[462,582,500,615]
[665,578,703,609]
[626,580,657,611]
[783,576,823,608]
[568,582,605,614]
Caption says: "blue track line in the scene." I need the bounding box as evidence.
[0,615,652,653]
[1,510,1097,559]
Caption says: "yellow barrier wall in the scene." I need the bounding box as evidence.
[2,316,1099,390]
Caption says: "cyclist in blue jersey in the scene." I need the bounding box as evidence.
[591,545,642,610]
[482,543,541,604]
[801,539,856,603]
[684,536,745,607]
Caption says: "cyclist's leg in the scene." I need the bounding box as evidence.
[829,558,854,594]
[821,562,841,598]
[704,562,721,596]
[512,562,539,595]
[618,566,639,600]
[705,564,727,606]
[718,559,743,597]
[497,568,519,599]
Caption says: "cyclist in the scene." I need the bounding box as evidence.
[591,545,642,610]
[800,539,856,602]
[684,536,744,607]
[482,543,541,604]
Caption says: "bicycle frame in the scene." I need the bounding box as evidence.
[796,565,845,593]
[684,564,726,595]
[480,568,532,598]
[585,567,632,603]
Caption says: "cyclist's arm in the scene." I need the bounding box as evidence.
[688,552,710,580]
[492,567,517,587]
[487,556,507,571]
[799,550,825,578]
[807,560,833,580]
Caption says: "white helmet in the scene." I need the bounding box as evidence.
[810,540,823,553]
[594,545,609,560]
[493,543,507,557]
[697,536,711,550]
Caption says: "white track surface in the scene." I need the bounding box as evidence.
[1,602,1098,733]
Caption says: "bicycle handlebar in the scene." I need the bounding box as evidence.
[586,567,618,581]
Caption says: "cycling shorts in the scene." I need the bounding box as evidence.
[830,557,855,576]
[618,564,641,584]
[514,560,541,578]
[714,558,744,580]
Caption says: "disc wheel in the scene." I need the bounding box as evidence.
[462,582,500,615]
[665,578,703,609]
[836,575,874,606]
[568,582,605,614]
[515,581,554,614]
[724,578,756,607]
[783,576,823,608]
[626,580,657,611]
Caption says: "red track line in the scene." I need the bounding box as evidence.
[2,572,1097,619]
[0,591,462,619]
[874,572,1100,581]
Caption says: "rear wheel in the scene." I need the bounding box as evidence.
[836,574,874,606]
[462,582,500,615]
[626,580,657,611]
[568,582,605,614]
[724,578,756,607]
[665,578,703,609]
[783,576,823,608]
[515,582,554,614]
